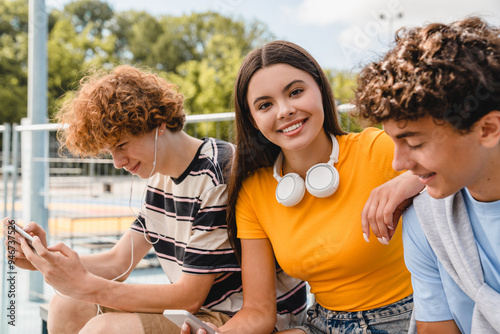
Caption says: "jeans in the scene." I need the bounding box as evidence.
[298,294,413,334]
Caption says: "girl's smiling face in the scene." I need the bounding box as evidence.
[246,64,325,154]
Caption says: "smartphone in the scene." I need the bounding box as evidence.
[163,310,216,334]
[13,222,35,249]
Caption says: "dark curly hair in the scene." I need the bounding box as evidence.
[354,17,500,132]
[55,65,185,157]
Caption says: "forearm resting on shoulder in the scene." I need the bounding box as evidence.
[361,170,424,242]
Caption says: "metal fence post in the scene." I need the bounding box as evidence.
[11,124,19,219]
[2,124,12,218]
[1,123,12,334]
[20,119,48,302]
[27,0,49,302]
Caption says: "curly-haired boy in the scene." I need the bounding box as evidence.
[355,17,500,334]
[5,65,241,333]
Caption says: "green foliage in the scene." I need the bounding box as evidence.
[63,0,114,37]
[47,1,118,118]
[0,0,361,140]
[324,69,365,133]
[0,0,29,123]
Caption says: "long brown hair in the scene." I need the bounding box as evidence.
[227,40,346,260]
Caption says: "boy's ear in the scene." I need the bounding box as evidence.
[478,111,500,148]
[158,123,167,135]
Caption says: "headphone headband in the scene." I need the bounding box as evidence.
[273,133,338,180]
[273,133,340,206]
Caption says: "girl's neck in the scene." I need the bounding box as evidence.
[281,131,333,178]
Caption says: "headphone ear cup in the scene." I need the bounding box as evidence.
[275,173,306,207]
[306,163,339,198]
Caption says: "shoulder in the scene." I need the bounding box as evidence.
[339,128,398,177]
[341,127,390,143]
[199,137,235,167]
[238,167,275,209]
[193,138,235,184]
[340,128,394,154]
[404,192,442,241]
[241,167,274,190]
[402,203,436,261]
[403,204,425,238]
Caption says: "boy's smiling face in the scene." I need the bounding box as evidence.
[383,116,487,200]
[107,130,158,179]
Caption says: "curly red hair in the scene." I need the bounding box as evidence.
[354,17,500,132]
[56,65,185,156]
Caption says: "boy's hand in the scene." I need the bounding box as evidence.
[3,218,48,270]
[20,237,93,299]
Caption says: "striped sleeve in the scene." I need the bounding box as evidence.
[183,184,240,274]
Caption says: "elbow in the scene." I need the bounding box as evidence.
[184,300,204,315]
[110,251,133,281]
[266,314,278,332]
[114,271,130,282]
[113,259,133,281]
[248,306,277,333]
[250,313,276,333]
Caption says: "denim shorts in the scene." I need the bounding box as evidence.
[295,294,413,334]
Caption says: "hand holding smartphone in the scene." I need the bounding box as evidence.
[13,221,36,250]
[163,310,217,334]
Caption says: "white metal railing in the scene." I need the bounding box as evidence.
[1,106,356,321]
[10,112,237,133]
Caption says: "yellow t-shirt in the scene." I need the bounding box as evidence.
[236,128,412,311]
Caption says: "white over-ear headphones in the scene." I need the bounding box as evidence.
[273,133,340,207]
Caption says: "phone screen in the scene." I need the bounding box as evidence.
[163,310,216,334]
[13,223,35,249]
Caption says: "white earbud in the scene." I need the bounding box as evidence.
[153,127,158,166]
[273,133,340,207]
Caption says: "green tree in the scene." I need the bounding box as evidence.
[0,0,361,136]
[111,10,164,66]
[164,14,274,139]
[48,0,118,117]
[112,11,273,74]
[0,0,29,124]
[63,0,114,38]
[325,69,364,133]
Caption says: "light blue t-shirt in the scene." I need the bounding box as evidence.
[403,188,500,334]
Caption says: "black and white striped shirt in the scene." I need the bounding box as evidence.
[132,137,306,327]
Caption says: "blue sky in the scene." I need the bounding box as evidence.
[45,0,500,72]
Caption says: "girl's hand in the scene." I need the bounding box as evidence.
[361,171,424,244]
[180,321,221,334]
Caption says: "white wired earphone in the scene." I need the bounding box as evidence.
[55,127,223,314]
[55,127,165,312]
[129,127,163,245]
[96,127,166,314]
[273,133,340,207]
[129,128,227,244]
